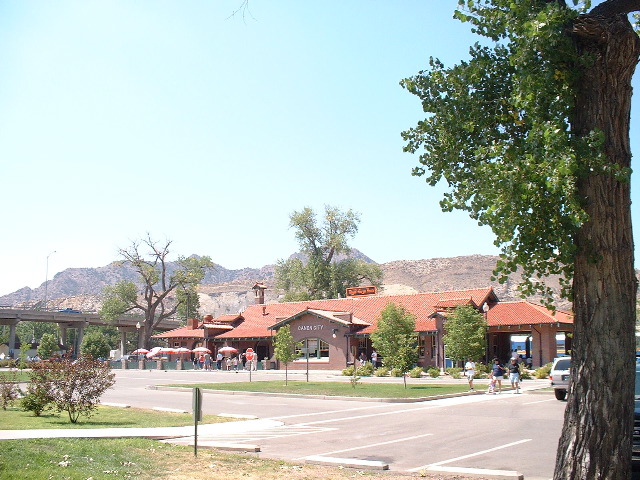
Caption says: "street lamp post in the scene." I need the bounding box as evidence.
[44,250,56,311]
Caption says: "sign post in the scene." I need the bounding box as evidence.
[300,347,309,382]
[245,348,255,382]
[193,387,202,457]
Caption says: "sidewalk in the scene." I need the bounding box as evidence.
[0,417,283,442]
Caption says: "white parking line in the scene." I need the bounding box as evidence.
[267,403,393,421]
[296,433,434,460]
[408,439,531,472]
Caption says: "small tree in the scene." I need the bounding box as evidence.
[29,357,115,423]
[37,333,59,360]
[442,305,488,364]
[370,303,419,388]
[80,331,112,360]
[0,371,20,410]
[273,325,301,385]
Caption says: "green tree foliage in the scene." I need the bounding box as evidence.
[402,2,639,478]
[442,305,487,363]
[80,331,111,360]
[275,206,383,301]
[27,357,115,423]
[370,303,418,388]
[273,325,301,385]
[15,321,58,348]
[99,235,214,349]
[37,333,59,360]
[176,286,200,321]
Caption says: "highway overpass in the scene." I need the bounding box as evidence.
[0,307,182,358]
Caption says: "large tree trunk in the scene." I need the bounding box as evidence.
[554,13,639,480]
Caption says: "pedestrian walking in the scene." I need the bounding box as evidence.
[491,358,505,393]
[371,350,378,369]
[464,358,476,391]
[507,357,521,393]
[216,352,223,370]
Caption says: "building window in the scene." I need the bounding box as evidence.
[295,338,329,361]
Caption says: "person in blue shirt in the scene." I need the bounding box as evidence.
[491,358,505,393]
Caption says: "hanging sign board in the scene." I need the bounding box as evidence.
[346,286,377,297]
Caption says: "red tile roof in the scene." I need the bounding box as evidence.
[487,301,573,327]
[215,287,497,340]
[154,325,205,339]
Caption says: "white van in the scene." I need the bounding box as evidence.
[550,357,571,400]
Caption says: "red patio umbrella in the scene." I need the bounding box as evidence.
[192,347,212,354]
[218,346,238,355]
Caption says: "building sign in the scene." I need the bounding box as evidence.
[346,286,377,297]
[298,325,324,331]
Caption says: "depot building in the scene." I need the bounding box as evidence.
[154,283,573,370]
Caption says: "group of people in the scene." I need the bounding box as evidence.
[192,352,257,371]
[464,355,522,394]
[357,350,379,368]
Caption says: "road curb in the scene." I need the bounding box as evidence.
[147,384,488,403]
[304,455,389,470]
[424,465,524,479]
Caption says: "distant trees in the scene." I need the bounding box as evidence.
[370,303,418,388]
[99,235,214,349]
[442,305,487,363]
[80,331,111,360]
[275,206,383,301]
[37,333,59,360]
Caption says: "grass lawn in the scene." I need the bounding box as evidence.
[169,380,471,398]
[0,405,231,430]
[0,369,30,382]
[0,437,453,480]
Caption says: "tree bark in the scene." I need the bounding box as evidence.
[554,12,639,480]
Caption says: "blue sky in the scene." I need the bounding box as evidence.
[0,1,638,297]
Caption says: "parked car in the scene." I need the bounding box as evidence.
[550,356,571,401]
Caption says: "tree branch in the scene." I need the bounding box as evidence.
[591,0,640,16]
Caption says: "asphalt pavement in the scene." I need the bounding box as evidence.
[2,368,557,480]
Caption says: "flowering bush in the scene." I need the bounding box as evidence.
[27,357,115,423]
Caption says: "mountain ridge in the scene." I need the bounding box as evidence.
[0,253,578,316]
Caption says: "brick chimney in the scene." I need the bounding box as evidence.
[252,282,267,305]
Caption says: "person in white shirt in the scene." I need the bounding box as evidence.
[464,358,476,391]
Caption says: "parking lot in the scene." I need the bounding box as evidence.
[102,369,565,479]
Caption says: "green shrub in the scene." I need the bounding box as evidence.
[390,367,403,377]
[446,367,463,379]
[534,363,552,379]
[343,363,373,377]
[374,366,389,377]
[427,367,440,378]
[519,364,532,380]
[21,383,52,417]
[475,362,490,376]
[409,366,424,378]
[0,359,18,369]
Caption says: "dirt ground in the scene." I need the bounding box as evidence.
[153,445,489,480]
